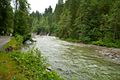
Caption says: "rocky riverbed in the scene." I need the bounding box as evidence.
[34,36,120,80]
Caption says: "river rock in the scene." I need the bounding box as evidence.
[25,40,32,45]
[46,66,52,72]
[57,68,63,71]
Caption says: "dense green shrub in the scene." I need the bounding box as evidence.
[4,34,23,50]
[10,49,63,80]
[14,34,24,45]
[0,49,63,80]
[79,36,91,43]
[92,39,120,48]
[92,40,104,46]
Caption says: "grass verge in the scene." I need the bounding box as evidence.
[0,49,63,80]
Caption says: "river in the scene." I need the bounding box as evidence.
[34,36,120,80]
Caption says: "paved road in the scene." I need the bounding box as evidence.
[0,36,10,48]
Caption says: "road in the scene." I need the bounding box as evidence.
[0,36,10,49]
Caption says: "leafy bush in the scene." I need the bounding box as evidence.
[92,40,104,46]
[115,40,120,48]
[103,40,120,48]
[79,36,91,43]
[11,49,63,80]
[0,49,63,80]
[64,38,80,43]
[92,39,120,48]
[14,34,24,45]
[23,34,32,42]
[4,34,23,50]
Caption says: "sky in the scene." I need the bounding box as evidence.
[28,0,59,13]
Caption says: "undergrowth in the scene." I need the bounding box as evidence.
[0,49,63,80]
[0,35,63,80]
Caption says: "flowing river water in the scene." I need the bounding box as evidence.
[34,36,120,80]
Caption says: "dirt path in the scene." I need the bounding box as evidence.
[0,36,10,49]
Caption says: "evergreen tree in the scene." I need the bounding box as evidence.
[57,9,72,38]
[14,0,31,40]
[31,0,120,47]
[0,0,14,35]
[53,0,64,31]
[108,0,120,40]
[58,0,63,4]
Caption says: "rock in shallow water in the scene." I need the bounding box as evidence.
[25,40,32,45]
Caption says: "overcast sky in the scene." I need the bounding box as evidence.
[28,0,59,13]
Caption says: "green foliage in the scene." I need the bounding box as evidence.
[108,0,120,40]
[0,49,63,80]
[79,36,91,43]
[92,39,120,48]
[4,34,23,50]
[29,0,120,48]
[92,40,104,46]
[51,0,120,48]
[0,53,16,80]
[0,0,32,41]
[57,9,72,38]
[14,34,24,45]
[0,0,119,48]
[30,6,53,35]
[13,0,31,40]
[0,0,14,35]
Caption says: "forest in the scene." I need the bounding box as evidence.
[0,0,120,47]
[0,0,120,80]
[31,0,120,48]
[0,0,31,42]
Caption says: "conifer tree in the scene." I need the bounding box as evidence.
[14,0,31,40]
[0,0,13,35]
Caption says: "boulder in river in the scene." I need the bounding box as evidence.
[46,66,52,72]
[24,40,32,45]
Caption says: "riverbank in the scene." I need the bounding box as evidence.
[73,43,120,64]
[0,36,63,80]
[60,38,120,64]
[0,50,63,80]
[91,45,120,64]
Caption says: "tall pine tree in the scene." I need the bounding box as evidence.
[0,0,13,35]
[14,0,31,40]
